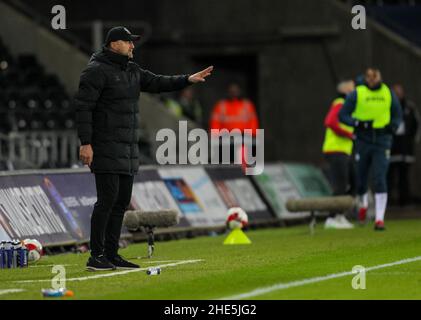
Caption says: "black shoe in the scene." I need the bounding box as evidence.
[86,255,116,271]
[107,255,140,269]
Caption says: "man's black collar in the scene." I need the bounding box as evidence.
[102,47,130,69]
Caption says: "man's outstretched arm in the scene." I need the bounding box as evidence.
[188,66,213,83]
[139,66,213,93]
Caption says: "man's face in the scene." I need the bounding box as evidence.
[110,40,135,58]
[228,84,241,99]
[365,69,381,88]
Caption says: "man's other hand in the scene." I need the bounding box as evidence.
[80,144,93,166]
[188,66,213,83]
[385,124,397,135]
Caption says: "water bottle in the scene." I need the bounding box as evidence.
[41,288,74,298]
[19,244,28,268]
[146,267,161,275]
[0,241,4,269]
[14,240,27,268]
[4,241,13,269]
[11,240,20,268]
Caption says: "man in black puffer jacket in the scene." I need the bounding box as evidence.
[74,26,213,271]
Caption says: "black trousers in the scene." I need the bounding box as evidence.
[90,173,134,258]
[325,153,356,217]
[354,139,390,195]
[388,162,410,206]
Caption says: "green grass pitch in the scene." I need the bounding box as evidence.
[1,219,421,300]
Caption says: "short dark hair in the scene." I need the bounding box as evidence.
[365,67,380,75]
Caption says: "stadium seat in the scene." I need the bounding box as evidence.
[0,37,72,137]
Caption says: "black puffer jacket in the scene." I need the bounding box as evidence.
[74,47,191,175]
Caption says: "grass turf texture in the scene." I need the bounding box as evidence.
[1,219,421,300]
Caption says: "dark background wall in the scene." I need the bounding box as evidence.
[19,0,421,194]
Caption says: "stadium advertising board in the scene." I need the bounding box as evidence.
[132,168,191,227]
[205,166,274,221]
[46,172,132,242]
[157,167,227,227]
[0,174,75,245]
[252,163,310,219]
[283,163,332,197]
[0,224,11,241]
[44,173,96,242]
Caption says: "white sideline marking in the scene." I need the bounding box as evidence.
[29,264,76,268]
[0,289,25,296]
[139,260,188,264]
[219,256,421,300]
[15,259,203,283]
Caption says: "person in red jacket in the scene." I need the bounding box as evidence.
[209,83,259,166]
[322,80,356,229]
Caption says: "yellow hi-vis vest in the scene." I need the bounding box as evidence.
[322,98,354,155]
[352,83,392,129]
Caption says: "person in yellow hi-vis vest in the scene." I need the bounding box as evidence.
[322,80,356,229]
[339,68,403,231]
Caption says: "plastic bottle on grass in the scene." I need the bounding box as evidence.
[41,288,74,298]
[4,241,12,268]
[146,267,161,275]
[0,241,4,269]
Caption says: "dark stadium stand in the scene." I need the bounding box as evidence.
[1,0,419,172]
[0,35,78,170]
[367,5,421,47]
[0,34,154,169]
[339,1,421,47]
[344,0,421,6]
[0,37,73,134]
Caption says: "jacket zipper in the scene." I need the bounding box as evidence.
[128,69,134,174]
[131,102,135,174]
